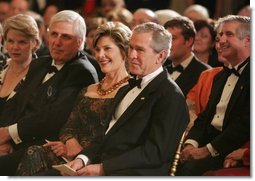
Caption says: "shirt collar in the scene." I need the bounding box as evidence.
[52,59,64,71]
[172,53,193,69]
[140,66,164,87]
[230,59,249,75]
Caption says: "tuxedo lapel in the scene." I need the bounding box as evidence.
[102,85,130,132]
[205,70,229,121]
[176,58,196,83]
[36,60,77,104]
[32,61,51,87]
[175,58,209,96]
[105,89,149,136]
[105,71,166,138]
[15,59,52,117]
[224,62,250,122]
[110,85,130,112]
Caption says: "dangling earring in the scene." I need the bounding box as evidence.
[33,52,38,59]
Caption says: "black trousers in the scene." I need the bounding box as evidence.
[0,148,26,176]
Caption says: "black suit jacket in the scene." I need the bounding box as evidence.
[0,51,98,148]
[164,57,211,97]
[186,59,250,157]
[81,70,189,175]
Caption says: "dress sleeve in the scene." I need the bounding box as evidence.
[59,88,86,143]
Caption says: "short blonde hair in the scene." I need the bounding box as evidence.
[3,14,41,53]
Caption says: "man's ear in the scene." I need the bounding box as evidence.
[156,49,167,64]
[185,37,194,48]
[244,35,250,48]
[77,38,83,49]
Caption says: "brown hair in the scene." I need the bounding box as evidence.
[93,21,131,60]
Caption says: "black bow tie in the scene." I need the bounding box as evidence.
[128,77,142,89]
[166,64,184,74]
[224,67,240,76]
[48,65,58,74]
[224,59,249,77]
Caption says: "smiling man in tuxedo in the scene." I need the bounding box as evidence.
[177,15,250,176]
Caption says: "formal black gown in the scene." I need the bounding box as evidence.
[0,59,26,119]
[16,87,114,175]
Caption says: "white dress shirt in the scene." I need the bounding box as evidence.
[185,61,248,156]
[43,61,64,83]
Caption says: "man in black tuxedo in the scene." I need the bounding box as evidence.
[0,10,98,175]
[176,15,250,175]
[163,16,211,97]
[62,22,189,176]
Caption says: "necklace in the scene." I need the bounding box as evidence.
[10,65,29,77]
[97,76,129,96]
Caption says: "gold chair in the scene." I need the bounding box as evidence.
[169,131,187,176]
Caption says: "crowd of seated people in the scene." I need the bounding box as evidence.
[177,15,250,176]
[0,0,250,177]
[0,9,98,175]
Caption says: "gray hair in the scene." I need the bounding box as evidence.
[49,10,86,51]
[3,14,41,53]
[216,15,250,39]
[183,4,209,20]
[133,22,172,62]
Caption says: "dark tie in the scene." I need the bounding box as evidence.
[166,64,184,74]
[48,65,58,74]
[224,67,240,77]
[224,59,249,77]
[128,77,142,89]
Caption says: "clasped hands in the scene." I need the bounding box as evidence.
[180,144,210,163]
[64,159,104,176]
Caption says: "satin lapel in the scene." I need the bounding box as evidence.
[40,54,78,88]
[38,60,75,102]
[205,70,229,121]
[105,70,167,138]
[33,61,52,87]
[17,59,52,116]
[175,58,199,95]
[103,85,131,133]
[224,63,250,121]
[176,58,196,83]
[40,56,76,89]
